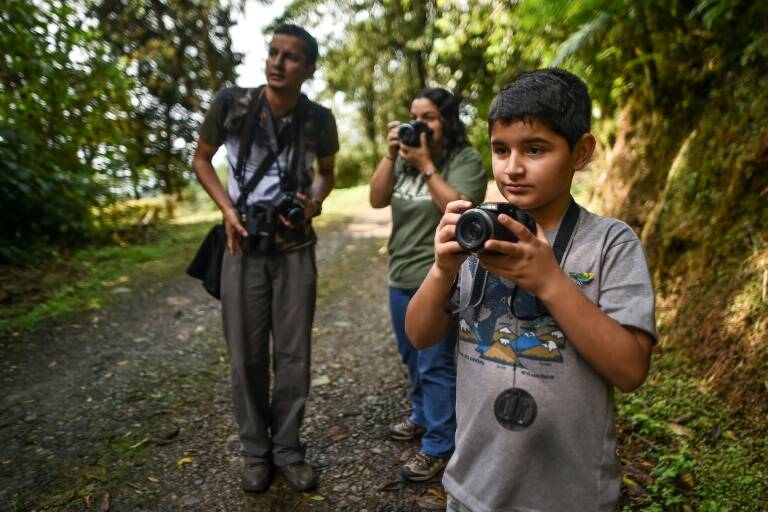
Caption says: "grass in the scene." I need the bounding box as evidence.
[0,184,371,342]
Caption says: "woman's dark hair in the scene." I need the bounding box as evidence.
[413,87,468,152]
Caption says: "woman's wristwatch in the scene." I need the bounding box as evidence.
[423,169,436,181]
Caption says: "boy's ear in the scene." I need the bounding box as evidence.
[572,133,596,171]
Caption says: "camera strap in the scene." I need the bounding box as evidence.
[263,97,308,194]
[457,197,581,318]
[234,88,299,212]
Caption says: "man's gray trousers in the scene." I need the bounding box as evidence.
[220,246,316,466]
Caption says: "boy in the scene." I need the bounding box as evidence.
[405,69,656,512]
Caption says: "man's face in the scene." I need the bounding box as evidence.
[490,120,585,225]
[265,34,315,93]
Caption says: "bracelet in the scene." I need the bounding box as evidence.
[384,154,396,162]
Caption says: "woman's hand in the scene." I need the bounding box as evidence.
[399,132,433,173]
[386,121,400,159]
[434,199,473,276]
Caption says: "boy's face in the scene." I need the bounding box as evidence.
[490,120,593,227]
[265,34,315,93]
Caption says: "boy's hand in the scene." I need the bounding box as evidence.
[434,199,472,277]
[478,214,565,298]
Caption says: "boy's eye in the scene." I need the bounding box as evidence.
[527,146,544,155]
[492,146,509,155]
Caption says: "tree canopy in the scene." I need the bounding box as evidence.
[0,0,242,261]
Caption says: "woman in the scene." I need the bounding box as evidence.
[369,88,486,481]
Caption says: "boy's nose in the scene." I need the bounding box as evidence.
[505,154,525,176]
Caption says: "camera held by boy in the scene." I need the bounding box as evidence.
[405,68,656,512]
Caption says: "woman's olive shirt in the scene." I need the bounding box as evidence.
[387,146,487,289]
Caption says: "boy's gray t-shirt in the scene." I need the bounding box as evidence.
[443,206,656,512]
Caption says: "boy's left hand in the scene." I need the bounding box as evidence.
[477,214,564,298]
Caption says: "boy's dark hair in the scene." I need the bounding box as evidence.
[273,24,319,66]
[488,68,591,149]
[414,87,468,152]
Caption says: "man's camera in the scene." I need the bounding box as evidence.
[240,193,306,253]
[397,121,433,148]
[241,202,277,253]
[455,202,537,253]
[272,191,305,226]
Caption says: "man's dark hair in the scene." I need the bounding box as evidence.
[488,69,591,150]
[414,87,468,152]
[273,24,319,66]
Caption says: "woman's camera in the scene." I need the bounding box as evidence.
[397,121,433,147]
[455,203,537,253]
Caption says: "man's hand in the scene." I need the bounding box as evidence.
[223,206,248,255]
[434,199,472,277]
[399,132,432,172]
[477,214,565,297]
[297,192,321,220]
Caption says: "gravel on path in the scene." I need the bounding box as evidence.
[1,206,448,511]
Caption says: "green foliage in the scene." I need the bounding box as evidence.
[616,349,768,511]
[1,0,241,264]
[88,0,243,196]
[0,0,133,260]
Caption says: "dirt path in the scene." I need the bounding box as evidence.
[1,206,448,511]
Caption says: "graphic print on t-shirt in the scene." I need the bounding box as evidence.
[458,273,566,375]
[392,172,430,201]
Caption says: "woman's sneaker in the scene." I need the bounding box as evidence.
[400,451,449,481]
[387,417,426,441]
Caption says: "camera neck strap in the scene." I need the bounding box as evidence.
[460,197,581,314]
[234,89,303,212]
[263,96,308,193]
[234,87,265,189]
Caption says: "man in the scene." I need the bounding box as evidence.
[192,24,338,492]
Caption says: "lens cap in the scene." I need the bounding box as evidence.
[494,387,537,431]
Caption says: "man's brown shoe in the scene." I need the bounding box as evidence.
[279,461,317,491]
[242,461,272,492]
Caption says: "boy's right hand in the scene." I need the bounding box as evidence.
[434,199,472,278]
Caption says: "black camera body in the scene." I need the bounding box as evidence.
[239,193,306,253]
[455,202,537,253]
[241,202,278,253]
[272,191,305,226]
[397,121,433,148]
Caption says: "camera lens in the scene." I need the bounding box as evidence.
[397,123,418,147]
[287,207,304,226]
[456,209,493,252]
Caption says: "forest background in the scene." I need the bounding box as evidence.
[1,0,766,510]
